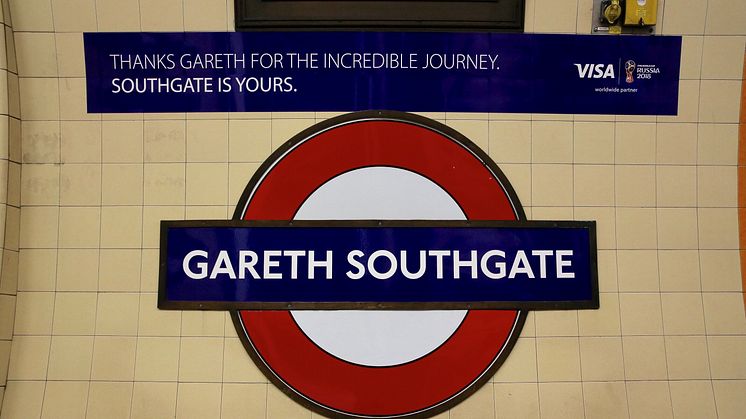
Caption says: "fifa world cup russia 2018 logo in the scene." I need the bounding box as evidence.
[624,60,636,84]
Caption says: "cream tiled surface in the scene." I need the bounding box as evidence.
[0,0,743,418]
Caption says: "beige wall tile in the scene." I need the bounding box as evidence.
[450,383,494,419]
[701,36,746,79]
[86,382,133,419]
[181,311,225,337]
[700,250,741,291]
[657,123,697,165]
[19,78,59,121]
[9,0,54,31]
[712,380,746,419]
[707,336,746,379]
[140,249,160,291]
[228,119,272,163]
[623,336,669,380]
[100,206,142,248]
[266,383,312,419]
[95,0,140,31]
[51,0,96,31]
[697,208,738,249]
[488,121,531,163]
[15,33,57,77]
[186,119,228,162]
[532,164,572,206]
[615,123,655,164]
[17,249,56,291]
[538,382,584,419]
[616,208,657,249]
[617,250,659,292]
[21,121,59,163]
[20,164,59,206]
[61,121,101,163]
[626,381,673,419]
[6,163,20,207]
[573,122,614,164]
[494,383,539,419]
[185,205,228,219]
[579,337,624,381]
[697,123,738,165]
[102,120,143,163]
[661,0,707,34]
[535,310,578,337]
[40,381,88,419]
[698,80,741,123]
[661,293,706,335]
[658,250,701,291]
[620,293,664,335]
[52,292,96,335]
[134,337,179,381]
[223,337,265,383]
[94,293,138,334]
[4,206,20,251]
[702,293,746,335]
[98,249,140,292]
[574,165,614,206]
[665,336,711,379]
[499,164,531,207]
[657,208,699,249]
[578,293,621,336]
[13,291,53,335]
[531,121,572,163]
[90,336,136,380]
[55,33,85,77]
[492,338,537,382]
[536,337,581,381]
[7,336,50,380]
[705,0,746,34]
[0,381,45,419]
[176,383,222,419]
[138,293,180,336]
[59,164,101,206]
[184,0,228,31]
[532,0,577,33]
[698,166,737,207]
[179,337,224,382]
[615,165,655,207]
[131,382,177,419]
[656,166,696,207]
[58,206,100,248]
[222,383,268,419]
[56,249,98,291]
[669,381,717,419]
[186,163,228,205]
[144,164,186,205]
[101,164,143,205]
[139,0,184,31]
[596,249,618,291]
[144,120,185,162]
[582,382,629,419]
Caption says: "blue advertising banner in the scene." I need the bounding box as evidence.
[159,220,598,310]
[84,32,681,115]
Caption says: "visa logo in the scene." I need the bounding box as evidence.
[574,63,615,79]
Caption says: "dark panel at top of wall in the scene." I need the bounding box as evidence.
[234,0,525,31]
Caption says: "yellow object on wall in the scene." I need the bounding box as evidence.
[624,0,657,26]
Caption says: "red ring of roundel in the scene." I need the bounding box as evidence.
[232,114,525,418]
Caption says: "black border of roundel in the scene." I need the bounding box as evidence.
[158,219,599,310]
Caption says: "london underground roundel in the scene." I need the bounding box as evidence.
[230,111,526,418]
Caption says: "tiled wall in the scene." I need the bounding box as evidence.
[0,0,745,418]
[0,0,20,412]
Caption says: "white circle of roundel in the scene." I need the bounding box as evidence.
[291,167,468,367]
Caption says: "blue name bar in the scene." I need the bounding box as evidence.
[85,32,681,115]
[158,220,598,310]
